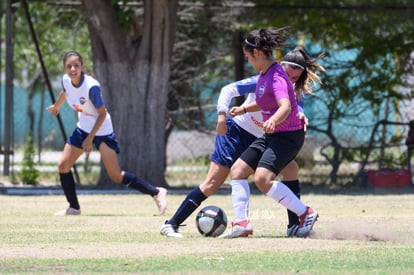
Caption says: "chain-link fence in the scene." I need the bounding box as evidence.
[1,2,413,189]
[1,65,413,188]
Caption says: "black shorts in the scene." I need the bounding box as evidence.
[240,129,305,175]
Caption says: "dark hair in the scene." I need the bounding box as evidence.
[282,48,326,100]
[243,26,291,57]
[63,51,83,65]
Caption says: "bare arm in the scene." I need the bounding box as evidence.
[81,105,107,153]
[229,102,260,117]
[262,98,291,133]
[46,91,67,116]
[216,112,227,136]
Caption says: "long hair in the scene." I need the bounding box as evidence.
[243,26,291,57]
[282,48,326,100]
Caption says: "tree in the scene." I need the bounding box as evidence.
[9,0,414,188]
[81,0,178,187]
[177,0,413,186]
[13,1,92,163]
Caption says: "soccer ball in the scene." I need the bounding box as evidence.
[195,205,228,237]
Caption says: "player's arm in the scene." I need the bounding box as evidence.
[263,98,291,133]
[296,92,308,133]
[216,75,258,114]
[47,91,66,116]
[262,77,291,132]
[82,86,106,152]
[229,101,260,117]
[216,76,258,135]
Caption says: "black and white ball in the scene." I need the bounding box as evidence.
[195,205,228,237]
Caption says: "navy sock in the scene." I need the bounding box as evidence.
[283,180,301,227]
[168,186,207,227]
[60,172,80,210]
[122,171,159,196]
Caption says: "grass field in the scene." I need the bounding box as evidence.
[1,187,414,274]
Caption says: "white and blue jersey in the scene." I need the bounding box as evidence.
[212,76,263,167]
[62,72,113,136]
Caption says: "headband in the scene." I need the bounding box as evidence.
[280,61,305,70]
[244,39,257,48]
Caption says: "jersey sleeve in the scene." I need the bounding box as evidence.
[216,75,258,114]
[273,75,289,101]
[89,86,104,109]
[296,91,305,112]
[61,78,66,92]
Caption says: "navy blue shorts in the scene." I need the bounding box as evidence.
[210,117,258,168]
[240,129,305,175]
[67,127,121,154]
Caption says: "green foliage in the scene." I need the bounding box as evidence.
[110,0,137,31]
[6,0,414,186]
[20,132,39,185]
[170,1,246,130]
[13,2,92,87]
[243,0,414,184]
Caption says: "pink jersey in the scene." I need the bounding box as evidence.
[255,63,302,133]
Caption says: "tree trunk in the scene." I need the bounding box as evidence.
[81,0,178,188]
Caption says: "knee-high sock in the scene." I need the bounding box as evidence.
[168,186,207,227]
[60,172,80,210]
[283,180,301,226]
[122,171,159,196]
[266,181,306,216]
[231,179,250,222]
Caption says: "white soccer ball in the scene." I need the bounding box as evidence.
[195,205,228,237]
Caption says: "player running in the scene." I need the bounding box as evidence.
[47,51,167,216]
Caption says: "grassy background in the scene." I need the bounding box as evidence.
[1,189,414,274]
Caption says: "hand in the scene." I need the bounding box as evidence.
[298,112,308,134]
[229,106,243,118]
[82,136,93,155]
[263,119,276,133]
[47,105,59,116]
[216,117,227,136]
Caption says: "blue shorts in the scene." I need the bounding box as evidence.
[67,127,121,154]
[240,129,305,175]
[210,117,258,168]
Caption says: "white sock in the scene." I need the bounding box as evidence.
[266,181,306,216]
[230,179,250,222]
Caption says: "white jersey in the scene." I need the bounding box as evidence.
[62,73,113,136]
[216,76,264,138]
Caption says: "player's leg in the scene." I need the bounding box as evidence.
[257,132,317,237]
[160,161,230,238]
[161,119,255,238]
[220,149,257,238]
[280,160,301,236]
[55,143,83,215]
[228,158,255,225]
[264,175,318,238]
[99,141,167,215]
[256,167,310,225]
[254,138,305,211]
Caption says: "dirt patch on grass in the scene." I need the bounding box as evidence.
[0,192,413,260]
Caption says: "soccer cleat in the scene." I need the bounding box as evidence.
[54,207,81,216]
[219,220,253,238]
[153,187,167,215]
[296,207,318,238]
[160,222,183,238]
[286,224,300,237]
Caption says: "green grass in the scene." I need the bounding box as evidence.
[3,248,414,274]
[1,192,414,274]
